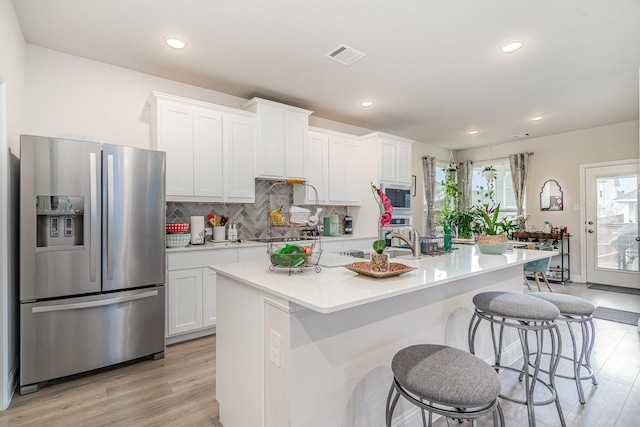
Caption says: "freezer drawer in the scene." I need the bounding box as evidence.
[20,285,165,393]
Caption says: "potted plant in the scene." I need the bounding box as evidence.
[482,166,496,181]
[473,203,509,254]
[438,169,460,233]
[371,183,393,271]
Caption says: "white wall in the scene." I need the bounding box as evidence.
[0,0,26,410]
[456,121,639,281]
[25,45,250,148]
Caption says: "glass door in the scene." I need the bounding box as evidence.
[585,161,640,287]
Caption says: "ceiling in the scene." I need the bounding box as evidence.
[12,0,640,150]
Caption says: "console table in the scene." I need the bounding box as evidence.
[512,231,571,284]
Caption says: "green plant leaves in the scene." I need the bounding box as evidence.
[373,239,386,254]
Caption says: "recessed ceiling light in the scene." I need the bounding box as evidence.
[530,115,544,122]
[499,39,524,53]
[468,130,479,135]
[361,101,374,108]
[165,37,187,50]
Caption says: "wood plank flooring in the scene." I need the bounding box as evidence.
[0,281,638,426]
[0,335,222,427]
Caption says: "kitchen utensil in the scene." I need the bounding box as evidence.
[213,226,226,242]
[166,233,191,248]
[166,223,189,233]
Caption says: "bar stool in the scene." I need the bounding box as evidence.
[529,292,598,404]
[523,245,554,292]
[468,291,566,427]
[386,344,504,427]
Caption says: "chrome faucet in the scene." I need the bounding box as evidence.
[385,227,421,258]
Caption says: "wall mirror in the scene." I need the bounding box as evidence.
[540,179,563,211]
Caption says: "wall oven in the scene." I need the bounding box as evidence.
[381,184,412,214]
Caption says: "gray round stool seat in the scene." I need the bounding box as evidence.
[529,292,595,316]
[472,291,560,320]
[468,291,566,427]
[529,292,598,404]
[386,344,504,427]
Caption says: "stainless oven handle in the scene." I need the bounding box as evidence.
[31,290,159,313]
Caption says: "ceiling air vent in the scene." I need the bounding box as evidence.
[325,44,366,65]
[511,133,532,138]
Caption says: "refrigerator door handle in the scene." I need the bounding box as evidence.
[89,152,98,282]
[106,154,114,281]
[31,290,159,313]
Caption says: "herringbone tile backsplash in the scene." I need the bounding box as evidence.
[166,179,347,240]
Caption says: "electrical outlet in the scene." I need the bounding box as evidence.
[269,329,281,368]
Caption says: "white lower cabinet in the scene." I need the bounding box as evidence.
[167,268,205,336]
[167,267,216,336]
[166,248,237,343]
[166,245,266,343]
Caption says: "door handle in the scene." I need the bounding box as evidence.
[588,229,594,233]
[32,290,159,313]
[588,221,594,225]
[636,236,640,242]
[89,152,98,282]
[107,154,114,281]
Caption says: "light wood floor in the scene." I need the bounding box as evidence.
[0,335,222,427]
[1,282,638,426]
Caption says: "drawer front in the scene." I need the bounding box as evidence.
[168,249,238,270]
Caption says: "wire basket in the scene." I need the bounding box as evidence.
[268,243,322,274]
[420,236,451,256]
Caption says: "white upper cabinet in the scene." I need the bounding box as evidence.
[294,130,328,204]
[362,132,414,186]
[148,92,255,203]
[224,113,255,202]
[241,97,312,180]
[294,128,361,206]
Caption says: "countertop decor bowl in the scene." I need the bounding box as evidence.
[166,223,189,233]
[166,233,191,248]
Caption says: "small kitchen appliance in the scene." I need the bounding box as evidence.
[381,184,412,214]
[323,215,341,237]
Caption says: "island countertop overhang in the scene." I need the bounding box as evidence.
[210,245,557,314]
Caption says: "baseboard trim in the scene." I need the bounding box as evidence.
[166,327,216,345]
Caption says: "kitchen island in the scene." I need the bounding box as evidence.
[212,245,556,427]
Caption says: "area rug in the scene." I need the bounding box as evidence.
[593,306,640,326]
[587,284,640,295]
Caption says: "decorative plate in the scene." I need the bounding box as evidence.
[343,262,416,278]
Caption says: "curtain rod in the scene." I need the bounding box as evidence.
[423,152,534,162]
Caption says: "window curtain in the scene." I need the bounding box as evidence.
[509,152,530,217]
[457,160,473,211]
[422,156,436,236]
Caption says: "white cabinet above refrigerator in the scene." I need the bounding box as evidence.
[148,92,255,203]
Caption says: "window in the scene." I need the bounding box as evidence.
[471,160,521,218]
[424,159,523,229]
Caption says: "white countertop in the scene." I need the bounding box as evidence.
[166,234,376,253]
[166,239,266,253]
[211,245,557,314]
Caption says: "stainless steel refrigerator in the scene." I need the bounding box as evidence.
[19,135,166,394]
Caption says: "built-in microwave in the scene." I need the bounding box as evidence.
[381,185,412,214]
